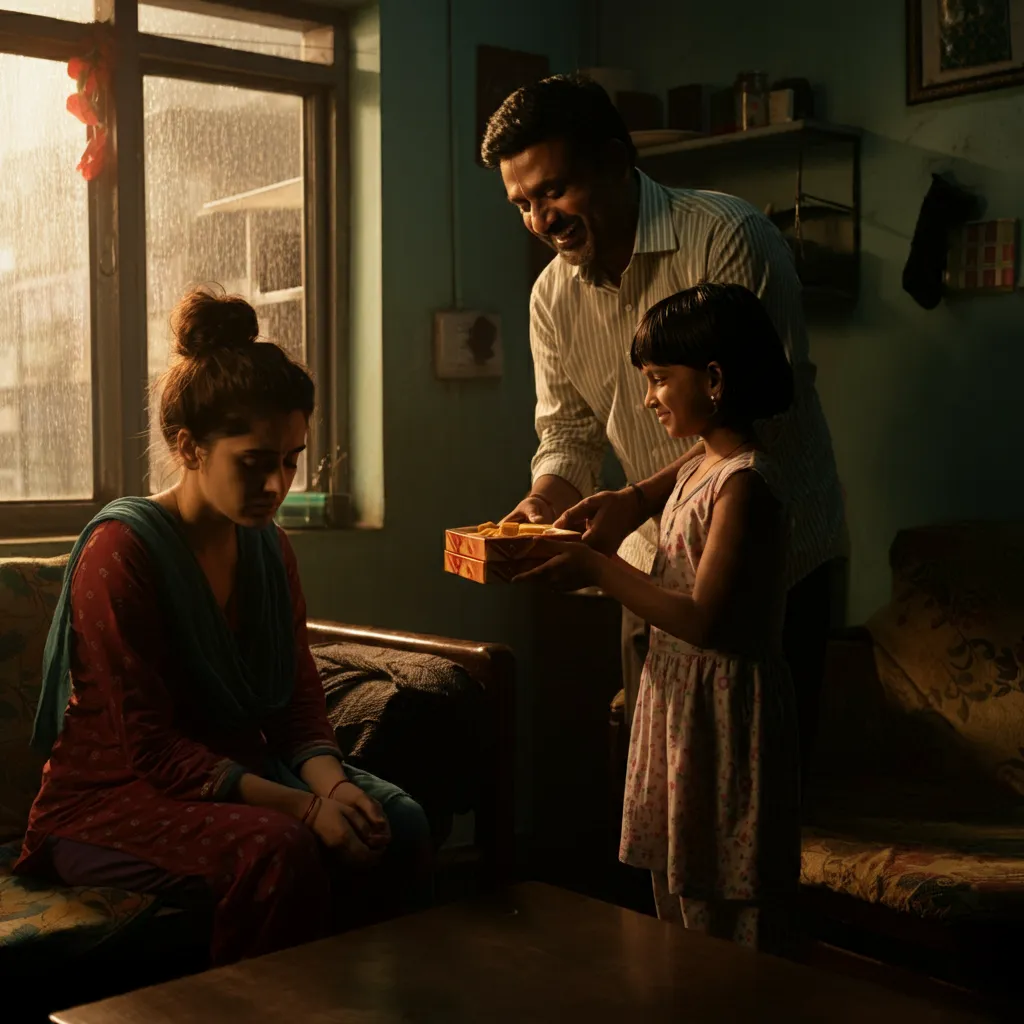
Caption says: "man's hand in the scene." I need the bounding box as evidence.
[555,487,646,556]
[512,541,604,592]
[501,493,555,525]
[502,475,582,526]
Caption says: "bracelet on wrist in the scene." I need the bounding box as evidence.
[628,482,648,518]
[327,780,348,801]
[301,794,322,826]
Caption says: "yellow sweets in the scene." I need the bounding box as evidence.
[472,521,562,538]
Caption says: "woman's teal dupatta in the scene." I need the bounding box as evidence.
[32,497,296,758]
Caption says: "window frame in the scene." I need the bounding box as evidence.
[0,0,349,537]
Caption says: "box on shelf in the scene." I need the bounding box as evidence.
[667,83,708,133]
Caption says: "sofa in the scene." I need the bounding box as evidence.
[0,554,515,1015]
[800,523,1024,997]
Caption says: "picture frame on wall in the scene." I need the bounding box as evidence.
[907,0,1024,104]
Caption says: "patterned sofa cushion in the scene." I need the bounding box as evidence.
[801,818,1024,921]
[867,523,1024,798]
[0,557,68,843]
[0,841,157,964]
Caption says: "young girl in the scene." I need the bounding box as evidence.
[17,287,431,965]
[518,282,800,951]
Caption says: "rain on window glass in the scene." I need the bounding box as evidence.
[138,4,334,64]
[143,77,307,492]
[0,1,94,22]
[0,53,92,501]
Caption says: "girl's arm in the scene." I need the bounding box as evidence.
[554,442,704,553]
[596,471,783,648]
[521,471,783,649]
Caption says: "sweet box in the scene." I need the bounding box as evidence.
[443,522,581,584]
[443,550,548,584]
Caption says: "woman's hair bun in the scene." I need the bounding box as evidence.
[170,286,259,358]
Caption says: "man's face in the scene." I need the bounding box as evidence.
[500,137,621,271]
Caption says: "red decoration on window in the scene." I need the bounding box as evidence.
[66,32,113,182]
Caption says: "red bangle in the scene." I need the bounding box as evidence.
[327,780,348,801]
[301,794,321,826]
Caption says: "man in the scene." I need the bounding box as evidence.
[481,75,844,777]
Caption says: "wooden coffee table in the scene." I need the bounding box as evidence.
[52,883,992,1023]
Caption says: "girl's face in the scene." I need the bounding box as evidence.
[641,362,720,439]
[181,410,308,527]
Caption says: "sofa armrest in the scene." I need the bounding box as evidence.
[306,619,516,885]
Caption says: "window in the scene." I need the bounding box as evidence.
[0,0,347,535]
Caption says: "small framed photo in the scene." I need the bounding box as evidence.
[433,311,503,380]
[908,0,1024,104]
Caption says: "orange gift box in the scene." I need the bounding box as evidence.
[444,525,581,562]
[443,550,550,584]
[442,523,581,585]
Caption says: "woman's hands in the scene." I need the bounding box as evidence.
[308,785,390,866]
[329,781,391,850]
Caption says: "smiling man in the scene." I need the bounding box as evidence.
[481,74,844,778]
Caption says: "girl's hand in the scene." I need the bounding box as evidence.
[512,541,603,591]
[554,488,644,555]
[309,799,383,866]
[329,781,391,850]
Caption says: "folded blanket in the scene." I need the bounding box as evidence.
[312,643,485,822]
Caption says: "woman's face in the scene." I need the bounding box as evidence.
[190,410,308,527]
[640,363,719,439]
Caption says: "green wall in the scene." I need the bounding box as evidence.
[598,0,1024,622]
[290,0,590,825]
[292,0,583,636]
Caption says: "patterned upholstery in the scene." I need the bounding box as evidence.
[0,554,157,962]
[0,557,67,844]
[867,524,1024,797]
[804,524,1024,921]
[0,841,156,960]
[801,818,1024,921]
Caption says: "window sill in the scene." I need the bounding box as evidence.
[276,493,353,531]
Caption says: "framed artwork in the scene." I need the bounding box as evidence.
[475,45,549,166]
[908,0,1024,104]
[433,311,503,379]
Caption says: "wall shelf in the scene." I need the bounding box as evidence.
[635,119,860,158]
[637,120,862,309]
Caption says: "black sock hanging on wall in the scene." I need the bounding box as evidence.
[902,173,979,310]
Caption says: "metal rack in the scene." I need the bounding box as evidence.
[637,120,862,307]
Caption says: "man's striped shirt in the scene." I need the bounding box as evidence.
[529,170,844,586]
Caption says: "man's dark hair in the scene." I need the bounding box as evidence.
[630,283,794,426]
[480,73,637,170]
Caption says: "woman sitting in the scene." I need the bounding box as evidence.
[16,287,431,965]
